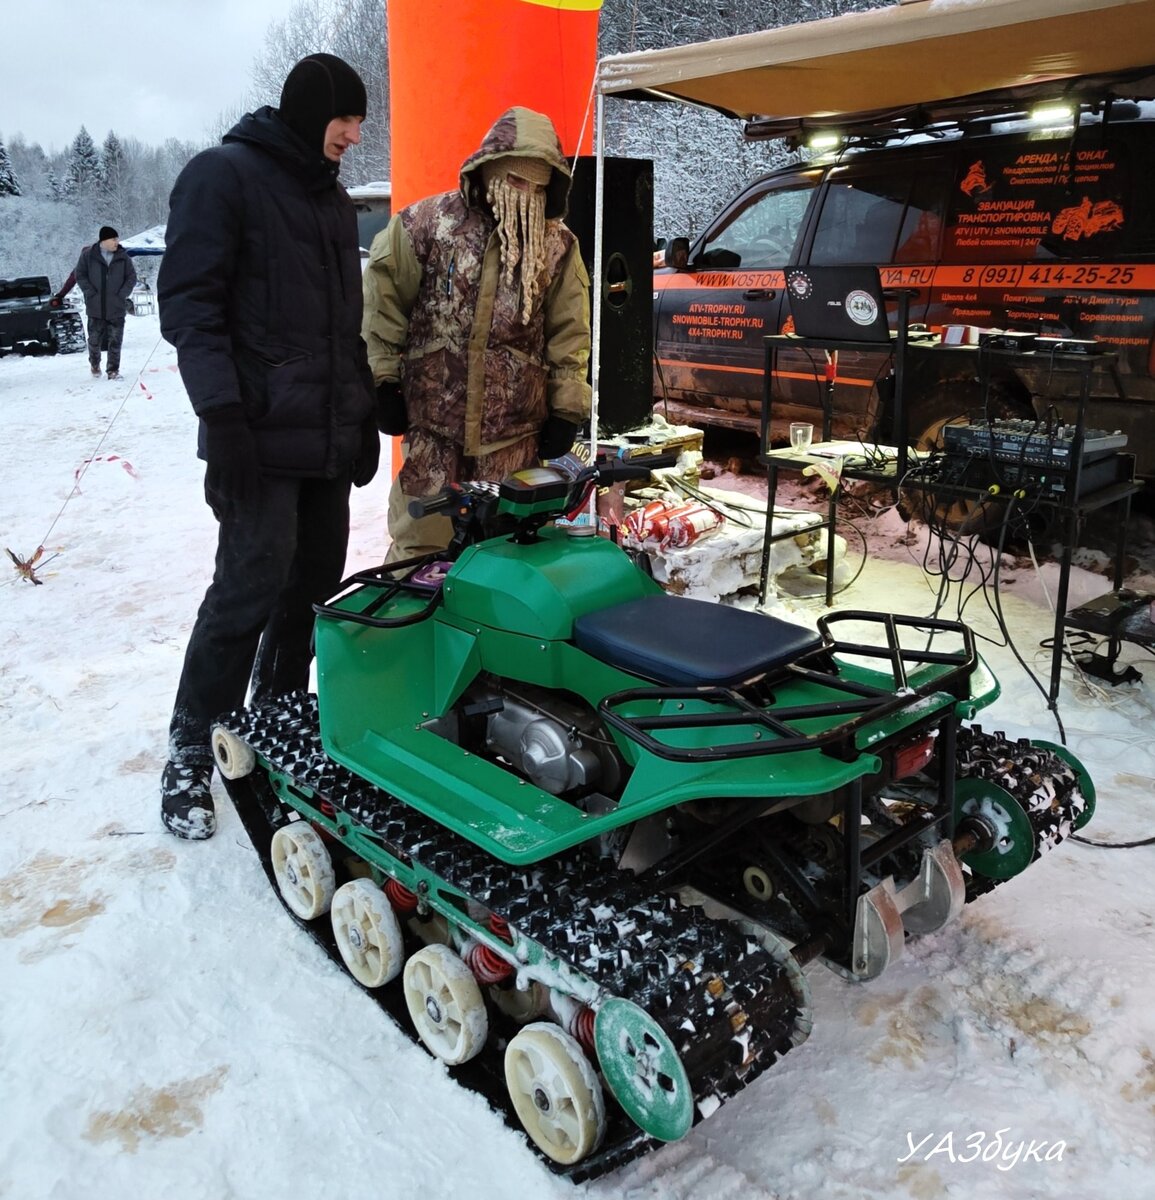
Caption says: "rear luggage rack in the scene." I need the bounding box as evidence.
[598,611,977,763]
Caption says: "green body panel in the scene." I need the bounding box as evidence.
[314,533,1002,866]
[443,526,662,639]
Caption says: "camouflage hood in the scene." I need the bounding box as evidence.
[459,107,572,220]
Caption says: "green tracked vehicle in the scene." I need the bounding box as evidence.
[214,462,1093,1179]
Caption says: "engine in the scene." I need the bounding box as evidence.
[460,678,624,798]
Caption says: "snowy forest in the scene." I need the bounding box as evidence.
[0,0,884,286]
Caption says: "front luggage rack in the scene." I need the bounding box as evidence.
[313,555,447,628]
[598,611,977,763]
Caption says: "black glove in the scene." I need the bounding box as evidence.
[202,406,260,516]
[353,414,380,487]
[538,415,579,461]
[376,379,408,436]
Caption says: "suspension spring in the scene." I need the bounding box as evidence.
[383,878,419,913]
[465,940,515,984]
[568,1004,597,1059]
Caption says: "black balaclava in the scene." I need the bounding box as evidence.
[278,53,367,156]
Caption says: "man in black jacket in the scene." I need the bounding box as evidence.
[75,227,136,379]
[157,53,379,839]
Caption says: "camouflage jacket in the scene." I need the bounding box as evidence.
[362,108,591,463]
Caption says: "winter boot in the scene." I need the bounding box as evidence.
[106,370,122,381]
[90,361,101,377]
[160,757,217,840]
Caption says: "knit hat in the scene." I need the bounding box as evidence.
[279,53,367,155]
[99,226,119,241]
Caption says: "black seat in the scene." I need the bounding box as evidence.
[573,594,823,687]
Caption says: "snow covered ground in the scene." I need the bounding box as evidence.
[2,311,1155,1200]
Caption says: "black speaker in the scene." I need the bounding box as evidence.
[567,156,654,435]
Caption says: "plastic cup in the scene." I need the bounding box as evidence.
[790,422,814,453]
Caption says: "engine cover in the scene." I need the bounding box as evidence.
[482,685,620,796]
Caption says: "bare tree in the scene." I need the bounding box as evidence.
[599,0,894,239]
[248,0,389,185]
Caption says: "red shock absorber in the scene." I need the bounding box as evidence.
[489,914,513,943]
[568,1005,597,1058]
[465,940,515,984]
[383,878,419,913]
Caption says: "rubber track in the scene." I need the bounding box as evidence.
[221,692,804,1181]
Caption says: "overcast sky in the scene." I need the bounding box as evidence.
[2,0,298,152]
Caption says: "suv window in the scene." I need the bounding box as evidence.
[895,165,951,262]
[697,181,814,268]
[810,165,913,264]
[808,160,953,265]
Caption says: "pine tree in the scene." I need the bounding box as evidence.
[100,130,127,207]
[0,137,21,197]
[64,125,101,200]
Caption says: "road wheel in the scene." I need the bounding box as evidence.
[270,822,336,919]
[331,879,404,988]
[505,1023,606,1165]
[210,726,255,779]
[403,944,488,1064]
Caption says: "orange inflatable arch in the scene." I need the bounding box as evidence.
[388,0,601,209]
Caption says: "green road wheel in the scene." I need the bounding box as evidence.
[954,777,1034,880]
[594,997,693,1142]
[1030,739,1097,830]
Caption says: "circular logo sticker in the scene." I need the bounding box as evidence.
[845,289,879,326]
[787,271,812,300]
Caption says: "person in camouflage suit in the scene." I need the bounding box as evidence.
[362,106,592,559]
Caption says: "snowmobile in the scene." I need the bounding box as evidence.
[213,460,1094,1180]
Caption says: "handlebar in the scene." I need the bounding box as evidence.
[407,486,463,520]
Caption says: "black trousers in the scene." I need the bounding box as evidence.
[168,472,352,759]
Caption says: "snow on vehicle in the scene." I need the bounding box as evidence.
[213,461,1094,1179]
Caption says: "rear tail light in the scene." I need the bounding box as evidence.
[893,732,936,779]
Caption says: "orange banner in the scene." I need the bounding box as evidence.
[655,264,1155,294]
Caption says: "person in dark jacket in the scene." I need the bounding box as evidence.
[157,53,379,840]
[75,227,136,379]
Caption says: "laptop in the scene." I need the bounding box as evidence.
[784,265,892,343]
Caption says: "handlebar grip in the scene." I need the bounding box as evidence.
[407,489,457,519]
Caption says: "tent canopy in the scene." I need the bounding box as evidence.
[596,0,1155,137]
[120,224,166,256]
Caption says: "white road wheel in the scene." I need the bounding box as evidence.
[505,1023,606,1165]
[331,879,404,988]
[211,725,256,779]
[403,943,488,1064]
[270,822,336,920]
[743,865,774,902]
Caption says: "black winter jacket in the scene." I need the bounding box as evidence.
[75,243,136,322]
[158,107,374,478]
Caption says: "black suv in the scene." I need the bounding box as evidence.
[0,276,86,357]
[654,103,1155,477]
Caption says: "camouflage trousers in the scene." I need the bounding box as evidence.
[386,428,540,563]
[86,316,125,372]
